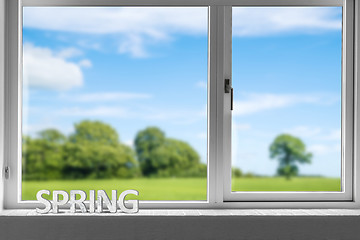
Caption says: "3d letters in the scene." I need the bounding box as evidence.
[36,189,139,214]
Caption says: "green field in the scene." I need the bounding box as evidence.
[232,177,341,192]
[22,177,341,201]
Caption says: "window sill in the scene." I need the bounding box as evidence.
[1,209,360,216]
[2,209,360,240]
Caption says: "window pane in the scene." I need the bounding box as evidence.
[231,7,342,191]
[22,7,208,201]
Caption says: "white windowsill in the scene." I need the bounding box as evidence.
[1,209,360,217]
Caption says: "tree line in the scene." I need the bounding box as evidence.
[22,120,312,181]
[22,120,207,180]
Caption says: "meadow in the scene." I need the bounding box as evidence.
[22,177,341,201]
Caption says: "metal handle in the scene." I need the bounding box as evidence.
[4,166,10,180]
[231,88,233,111]
[225,79,231,93]
[225,79,233,111]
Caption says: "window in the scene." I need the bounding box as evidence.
[2,0,360,210]
[21,6,208,202]
[225,6,352,202]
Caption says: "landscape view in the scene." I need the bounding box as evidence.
[22,7,342,201]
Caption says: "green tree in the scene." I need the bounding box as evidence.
[69,120,120,146]
[22,135,64,180]
[38,129,66,144]
[232,167,243,178]
[269,134,312,180]
[134,127,166,176]
[150,138,201,177]
[64,120,140,179]
[134,127,204,177]
[62,142,140,179]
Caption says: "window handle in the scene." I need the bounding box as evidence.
[4,166,10,180]
[231,87,233,111]
[225,79,233,111]
[225,79,231,93]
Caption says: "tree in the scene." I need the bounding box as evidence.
[150,138,201,177]
[62,142,140,179]
[69,120,120,146]
[22,135,64,180]
[38,129,66,144]
[22,121,141,180]
[232,167,243,178]
[269,134,312,180]
[134,127,166,176]
[64,120,140,179]
[134,127,204,177]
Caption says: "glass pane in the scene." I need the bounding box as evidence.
[231,7,342,191]
[22,7,208,200]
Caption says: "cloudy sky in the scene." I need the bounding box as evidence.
[22,7,342,178]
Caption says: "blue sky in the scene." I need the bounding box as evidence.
[22,7,342,177]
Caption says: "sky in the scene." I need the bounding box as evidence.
[22,7,342,178]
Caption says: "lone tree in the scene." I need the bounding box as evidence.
[269,134,312,180]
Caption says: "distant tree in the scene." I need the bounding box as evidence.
[22,136,64,180]
[62,142,140,179]
[69,120,119,146]
[134,127,166,176]
[232,167,243,178]
[134,127,204,177]
[150,138,201,177]
[269,134,312,180]
[38,129,66,144]
[23,121,141,180]
[64,120,140,179]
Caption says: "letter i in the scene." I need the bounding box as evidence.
[89,190,95,213]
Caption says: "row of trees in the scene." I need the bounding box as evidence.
[22,120,312,180]
[22,120,207,180]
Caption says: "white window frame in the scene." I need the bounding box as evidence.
[224,2,354,202]
[2,0,360,210]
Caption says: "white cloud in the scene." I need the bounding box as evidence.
[285,126,341,141]
[233,7,341,37]
[23,7,341,36]
[23,43,84,91]
[64,92,152,102]
[23,7,207,57]
[59,106,129,118]
[285,126,322,138]
[118,34,149,58]
[23,7,341,57]
[23,7,207,35]
[57,47,83,59]
[232,93,320,116]
[78,59,93,68]
[55,105,205,124]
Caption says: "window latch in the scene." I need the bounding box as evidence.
[225,79,233,111]
[4,166,10,180]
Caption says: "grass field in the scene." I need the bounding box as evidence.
[22,177,341,201]
[232,177,341,192]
